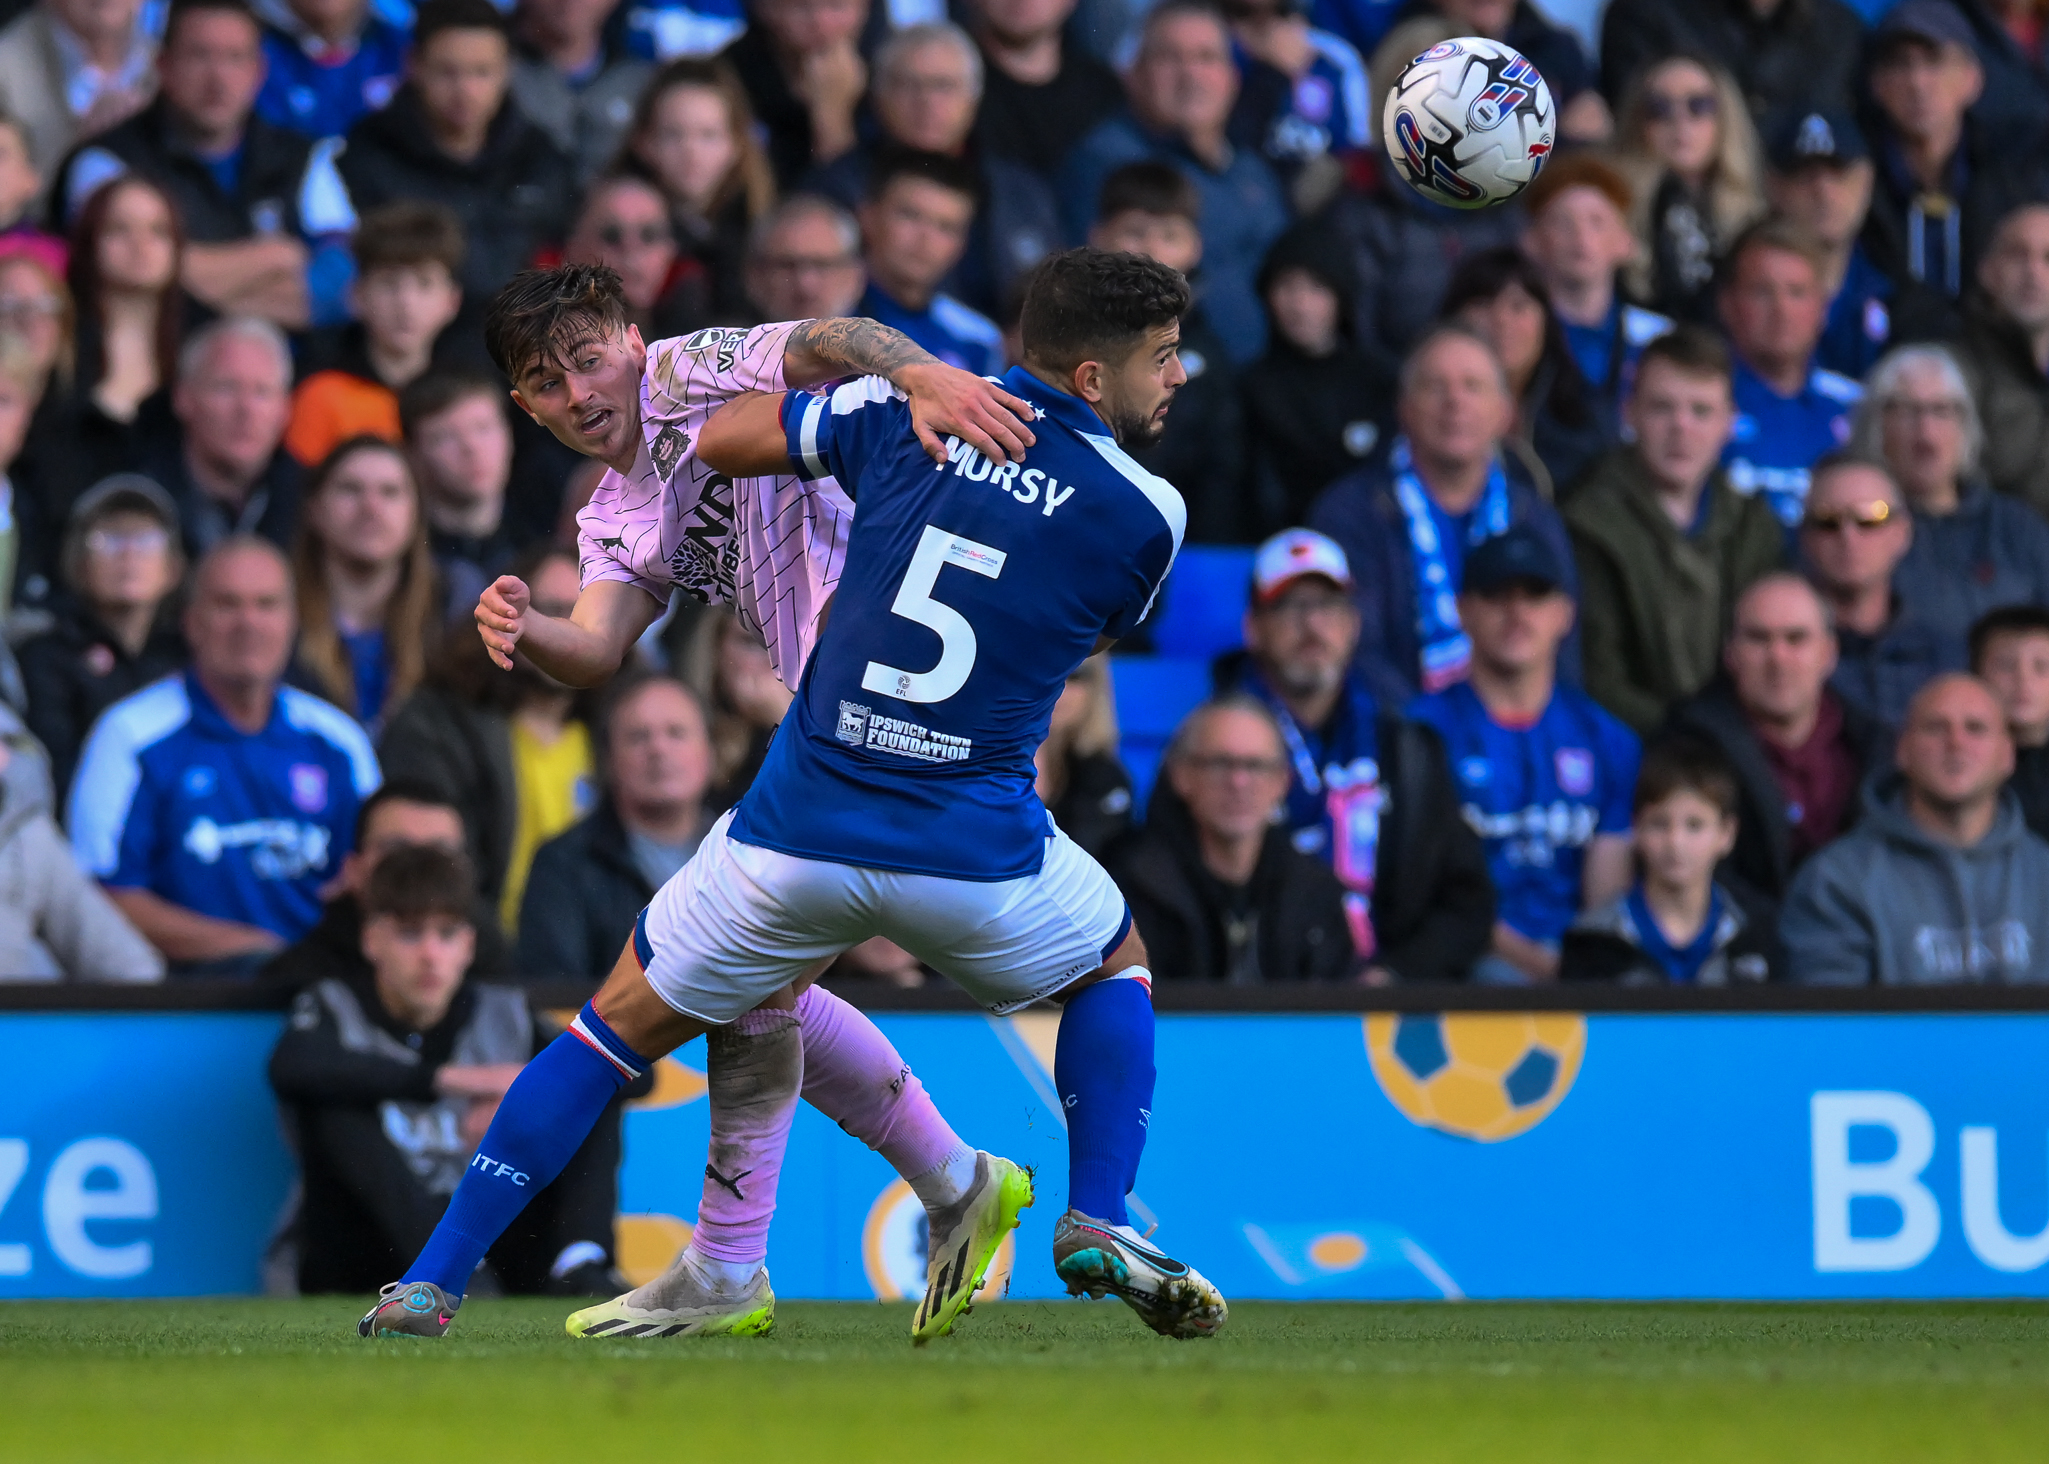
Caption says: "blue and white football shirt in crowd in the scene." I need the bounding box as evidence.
[731,365,1184,881]
[1722,357,1863,527]
[1407,680,1639,945]
[68,673,381,942]
[856,284,1006,379]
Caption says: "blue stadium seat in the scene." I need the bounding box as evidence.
[1147,545,1256,661]
[1109,655,1213,815]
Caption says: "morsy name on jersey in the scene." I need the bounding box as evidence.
[942,438,1079,516]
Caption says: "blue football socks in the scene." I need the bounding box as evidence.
[402,1003,648,1296]
[1054,975,1156,1226]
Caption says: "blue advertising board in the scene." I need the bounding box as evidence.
[3,1009,2048,1300]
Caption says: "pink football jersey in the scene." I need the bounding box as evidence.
[575,322,853,685]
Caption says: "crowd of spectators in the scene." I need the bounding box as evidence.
[0,0,2041,1300]
[0,0,2042,1011]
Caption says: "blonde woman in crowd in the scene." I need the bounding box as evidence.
[1612,53,1767,323]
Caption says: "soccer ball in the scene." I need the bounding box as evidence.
[1380,37,1556,209]
[1364,1012,1585,1141]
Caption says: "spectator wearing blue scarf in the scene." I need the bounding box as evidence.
[1308,324,1580,703]
[1211,528,1494,984]
[1561,737,1781,985]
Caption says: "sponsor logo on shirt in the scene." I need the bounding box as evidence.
[680,327,746,375]
[666,471,737,603]
[834,700,971,762]
[1461,801,1600,866]
[182,817,332,879]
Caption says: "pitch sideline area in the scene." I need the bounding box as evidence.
[3,1298,2045,1462]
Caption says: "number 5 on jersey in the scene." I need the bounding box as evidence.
[863,525,1008,704]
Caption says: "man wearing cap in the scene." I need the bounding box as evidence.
[1519,153,1673,436]
[1716,218,1864,530]
[1765,109,1893,379]
[1212,528,1493,983]
[1862,0,2049,336]
[17,476,188,799]
[1308,324,1580,703]
[1956,202,2049,517]
[1408,525,1639,984]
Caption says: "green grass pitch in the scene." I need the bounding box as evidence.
[4,1298,2048,1462]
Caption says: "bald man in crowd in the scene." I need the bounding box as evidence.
[1783,674,2049,984]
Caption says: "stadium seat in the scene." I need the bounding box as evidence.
[1146,545,1255,661]
[1109,655,1213,814]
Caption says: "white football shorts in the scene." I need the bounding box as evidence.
[632,811,1133,1024]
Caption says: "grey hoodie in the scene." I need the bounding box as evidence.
[1783,785,2049,985]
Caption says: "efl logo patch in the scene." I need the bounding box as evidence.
[1554,748,1594,797]
[288,763,329,814]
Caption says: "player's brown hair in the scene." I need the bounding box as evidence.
[483,264,629,384]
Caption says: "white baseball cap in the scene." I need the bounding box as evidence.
[1253,528,1354,605]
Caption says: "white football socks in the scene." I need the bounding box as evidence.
[908,1143,979,1211]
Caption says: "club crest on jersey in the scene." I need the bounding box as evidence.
[651,424,690,479]
[836,700,871,745]
[288,763,329,813]
[1554,748,1595,797]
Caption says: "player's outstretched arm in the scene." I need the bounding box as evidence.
[475,575,662,687]
[697,392,793,478]
[782,317,1036,466]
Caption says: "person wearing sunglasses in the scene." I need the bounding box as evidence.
[1800,452,1963,729]
[563,175,683,331]
[1610,54,1767,324]
[1850,342,2049,644]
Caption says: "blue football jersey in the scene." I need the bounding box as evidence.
[69,673,381,941]
[729,366,1185,880]
[1723,359,1863,528]
[1406,681,1639,944]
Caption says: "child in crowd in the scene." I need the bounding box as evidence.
[1087,162,1244,542]
[286,202,468,467]
[0,115,60,275]
[1561,738,1778,985]
[1971,605,2049,842]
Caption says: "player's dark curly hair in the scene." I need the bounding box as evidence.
[1019,247,1192,375]
[483,264,630,383]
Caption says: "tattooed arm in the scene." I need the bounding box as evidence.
[781,317,1037,466]
[783,316,937,385]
